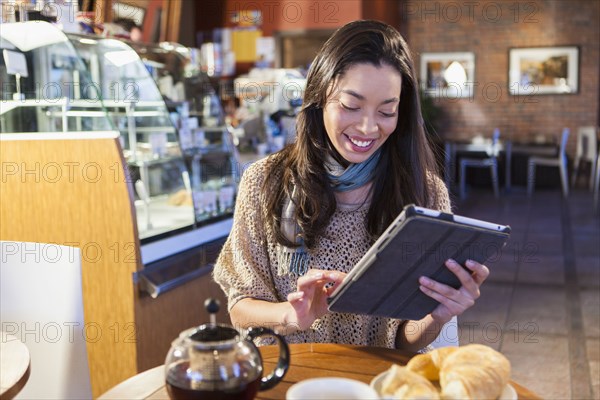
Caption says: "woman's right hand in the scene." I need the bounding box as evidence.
[285,269,346,331]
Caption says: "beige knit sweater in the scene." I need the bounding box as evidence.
[213,156,452,348]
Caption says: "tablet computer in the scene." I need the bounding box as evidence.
[327,204,511,321]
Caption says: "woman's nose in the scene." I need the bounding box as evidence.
[357,114,379,135]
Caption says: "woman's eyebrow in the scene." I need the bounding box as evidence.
[341,89,399,105]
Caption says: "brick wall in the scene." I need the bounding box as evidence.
[402,0,599,156]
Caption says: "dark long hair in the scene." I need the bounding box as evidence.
[263,20,439,250]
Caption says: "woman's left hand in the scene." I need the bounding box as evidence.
[418,259,489,324]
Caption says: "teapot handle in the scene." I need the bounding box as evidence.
[246,327,290,391]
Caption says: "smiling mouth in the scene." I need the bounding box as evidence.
[347,135,374,148]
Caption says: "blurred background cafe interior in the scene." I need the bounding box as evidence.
[0,0,598,399]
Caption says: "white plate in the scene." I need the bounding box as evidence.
[370,370,517,400]
[287,377,380,400]
[500,383,517,400]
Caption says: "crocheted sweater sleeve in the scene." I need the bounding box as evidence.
[213,159,279,311]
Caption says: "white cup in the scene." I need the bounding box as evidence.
[286,377,379,400]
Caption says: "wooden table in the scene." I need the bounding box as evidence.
[0,332,31,400]
[99,343,540,399]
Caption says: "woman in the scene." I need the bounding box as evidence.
[214,20,488,351]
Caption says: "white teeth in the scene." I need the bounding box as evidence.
[349,137,373,148]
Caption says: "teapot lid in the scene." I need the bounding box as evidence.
[183,298,239,344]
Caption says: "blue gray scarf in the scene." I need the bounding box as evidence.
[277,149,381,276]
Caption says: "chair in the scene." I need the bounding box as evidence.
[459,128,501,199]
[527,128,570,197]
[430,316,459,348]
[0,241,93,399]
[571,126,599,190]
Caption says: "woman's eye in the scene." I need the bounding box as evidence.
[340,103,359,111]
[380,111,397,117]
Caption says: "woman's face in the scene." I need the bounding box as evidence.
[323,63,401,164]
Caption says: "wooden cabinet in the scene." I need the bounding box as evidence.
[134,238,230,372]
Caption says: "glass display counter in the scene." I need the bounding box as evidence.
[66,33,238,263]
[67,35,196,242]
[1,22,237,261]
[1,22,234,394]
[66,35,238,302]
[121,39,240,228]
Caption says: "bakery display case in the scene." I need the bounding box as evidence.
[1,21,232,397]
[68,35,196,242]
[123,40,239,226]
[68,34,239,255]
[64,33,238,300]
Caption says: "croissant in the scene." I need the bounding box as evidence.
[439,344,511,400]
[380,364,440,399]
[406,346,457,381]
[168,189,193,206]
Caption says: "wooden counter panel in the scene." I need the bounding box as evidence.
[2,138,234,395]
[0,138,140,397]
[134,266,229,371]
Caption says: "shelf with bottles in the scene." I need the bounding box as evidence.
[173,101,239,157]
[188,149,238,223]
[126,40,235,163]
[161,99,240,224]
[118,42,238,228]
[126,41,226,128]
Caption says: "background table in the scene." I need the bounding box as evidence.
[445,139,559,191]
[99,343,541,399]
[444,140,509,190]
[0,332,30,400]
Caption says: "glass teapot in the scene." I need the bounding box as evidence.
[165,298,290,399]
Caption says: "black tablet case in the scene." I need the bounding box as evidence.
[327,205,511,320]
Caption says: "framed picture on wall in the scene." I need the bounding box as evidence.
[508,46,579,95]
[420,52,475,98]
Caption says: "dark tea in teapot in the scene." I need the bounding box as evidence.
[166,361,261,400]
